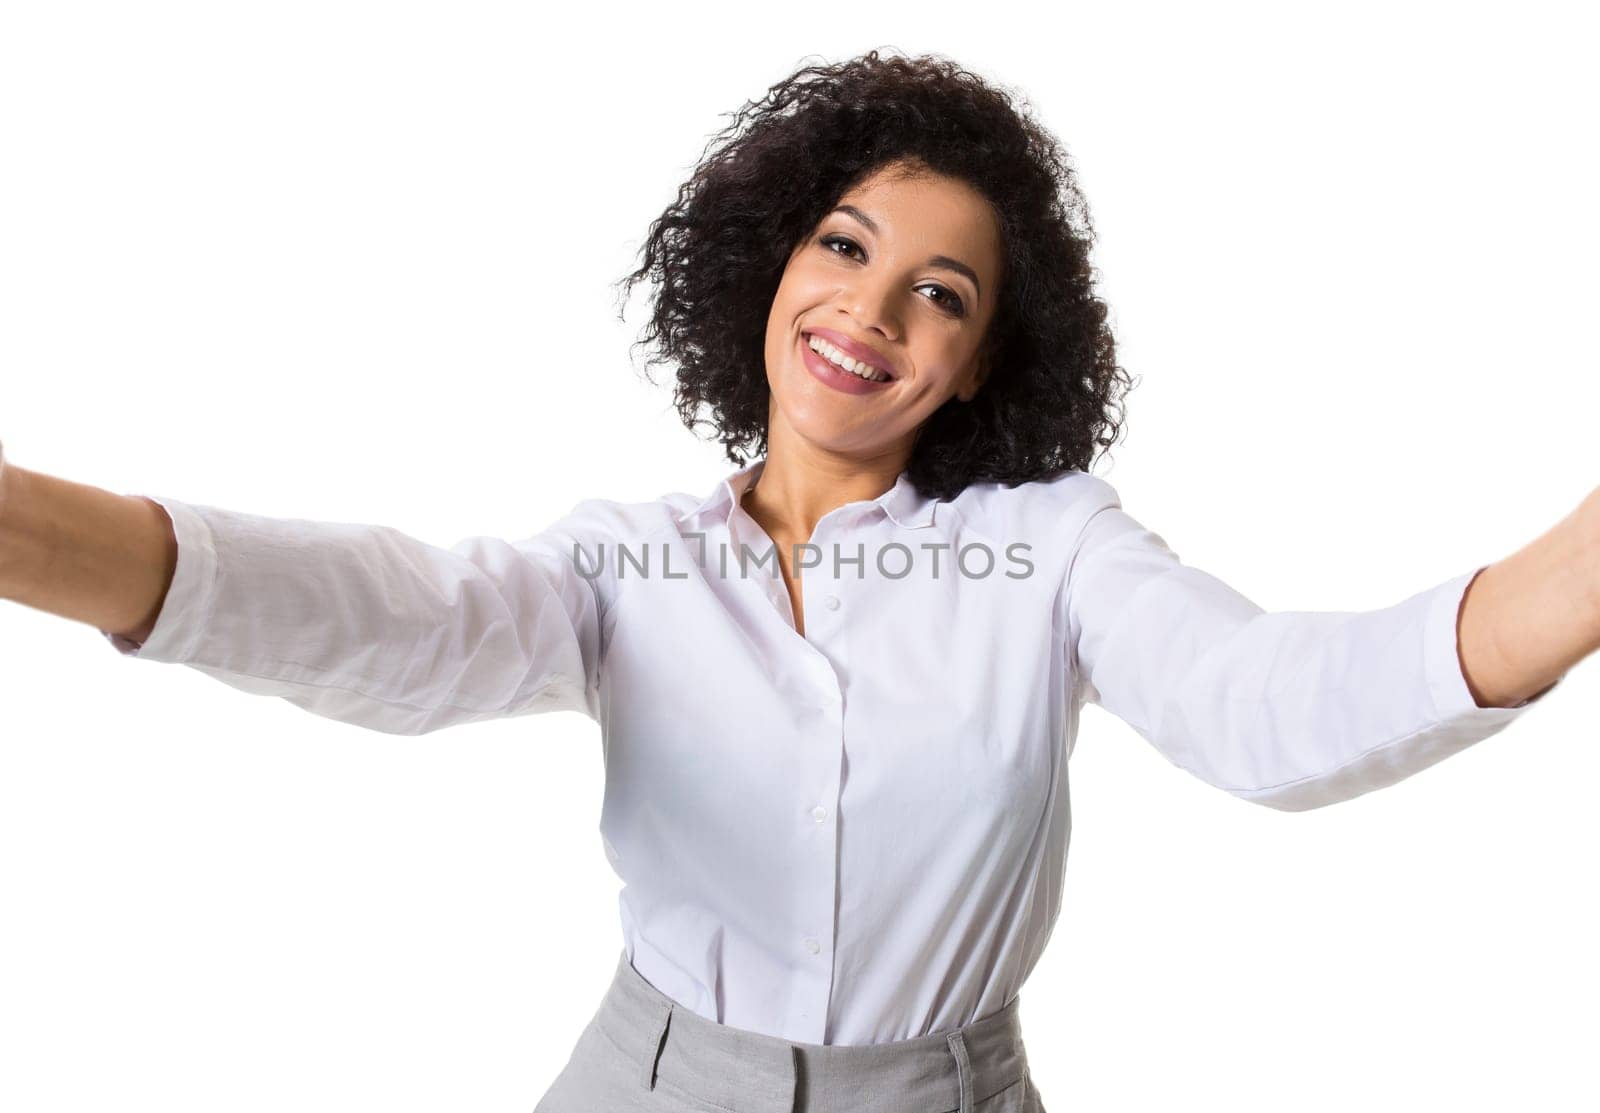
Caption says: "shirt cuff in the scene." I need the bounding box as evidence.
[1425,564,1561,720]
[99,495,219,662]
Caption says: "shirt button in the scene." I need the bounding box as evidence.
[804,937,821,955]
[811,805,828,822]
[823,595,840,610]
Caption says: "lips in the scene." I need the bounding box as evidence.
[799,333,894,395]
[803,327,897,380]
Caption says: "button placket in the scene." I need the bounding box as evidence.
[796,521,853,1030]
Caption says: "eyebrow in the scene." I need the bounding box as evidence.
[828,204,983,302]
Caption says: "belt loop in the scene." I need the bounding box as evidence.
[946,1031,974,1113]
[641,1000,673,1091]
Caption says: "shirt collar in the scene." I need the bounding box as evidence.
[674,457,938,531]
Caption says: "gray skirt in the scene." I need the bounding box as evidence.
[534,948,1046,1113]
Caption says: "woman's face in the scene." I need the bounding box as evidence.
[762,160,1004,463]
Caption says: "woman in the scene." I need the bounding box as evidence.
[0,50,1588,1112]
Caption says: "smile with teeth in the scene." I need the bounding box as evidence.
[806,334,892,382]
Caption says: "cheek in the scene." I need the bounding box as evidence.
[764,272,812,344]
[910,351,971,396]
[772,265,824,315]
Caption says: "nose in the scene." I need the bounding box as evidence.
[838,270,901,342]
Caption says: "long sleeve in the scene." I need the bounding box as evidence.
[101,495,612,735]
[1064,485,1561,811]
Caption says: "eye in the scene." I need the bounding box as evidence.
[819,233,863,260]
[920,284,965,316]
[817,234,967,317]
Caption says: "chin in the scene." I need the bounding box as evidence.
[791,414,888,455]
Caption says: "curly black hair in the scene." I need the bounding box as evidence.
[613,49,1134,502]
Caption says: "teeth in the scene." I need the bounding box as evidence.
[808,335,890,382]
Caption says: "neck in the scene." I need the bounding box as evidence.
[741,447,905,541]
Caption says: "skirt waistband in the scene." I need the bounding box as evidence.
[590,947,1031,1113]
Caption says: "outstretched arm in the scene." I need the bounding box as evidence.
[1,441,611,735]
[1456,486,1600,709]
[1065,475,1575,812]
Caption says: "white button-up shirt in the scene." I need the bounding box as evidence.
[103,457,1557,1045]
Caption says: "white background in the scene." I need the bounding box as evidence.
[2,2,1595,1110]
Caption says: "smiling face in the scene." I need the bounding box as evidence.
[761,159,1005,466]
